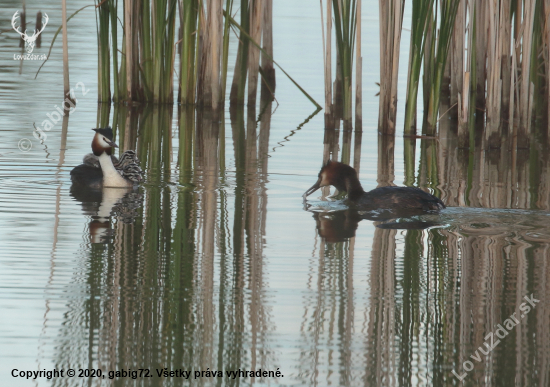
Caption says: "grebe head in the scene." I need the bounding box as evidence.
[303,160,362,198]
[91,127,118,156]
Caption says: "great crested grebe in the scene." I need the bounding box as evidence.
[70,127,142,189]
[303,160,445,213]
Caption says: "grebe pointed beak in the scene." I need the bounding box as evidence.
[303,177,322,199]
[106,139,118,148]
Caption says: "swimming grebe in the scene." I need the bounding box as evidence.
[70,127,142,189]
[303,160,445,213]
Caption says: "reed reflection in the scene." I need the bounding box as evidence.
[435,118,550,210]
[54,102,279,386]
[302,122,550,385]
[305,212,550,385]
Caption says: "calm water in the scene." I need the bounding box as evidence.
[2,1,550,387]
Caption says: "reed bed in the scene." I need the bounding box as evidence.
[91,0,320,112]
[422,0,460,133]
[379,0,550,149]
[93,0,241,107]
[321,0,363,130]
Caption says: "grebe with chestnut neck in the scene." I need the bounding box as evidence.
[70,127,142,189]
[303,160,445,213]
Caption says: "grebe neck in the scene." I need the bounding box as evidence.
[98,152,131,188]
[346,177,365,201]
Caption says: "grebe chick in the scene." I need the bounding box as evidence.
[303,160,445,213]
[71,127,142,189]
[82,150,141,171]
[82,151,143,185]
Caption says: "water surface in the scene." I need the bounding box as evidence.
[1,1,550,387]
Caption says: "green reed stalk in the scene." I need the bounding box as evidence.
[422,11,435,124]
[332,0,357,127]
[152,0,167,102]
[96,0,111,102]
[97,102,111,128]
[164,0,178,103]
[141,0,153,101]
[425,0,461,132]
[108,0,119,102]
[404,0,433,134]
[179,0,198,105]
[133,0,178,103]
[118,37,127,101]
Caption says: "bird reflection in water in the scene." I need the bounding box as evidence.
[70,185,143,244]
[69,126,143,243]
[308,207,440,242]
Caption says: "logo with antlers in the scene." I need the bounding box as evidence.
[12,11,48,54]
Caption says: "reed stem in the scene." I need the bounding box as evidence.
[96,0,111,102]
[230,0,250,106]
[404,0,433,134]
[378,0,404,134]
[179,0,198,105]
[61,1,71,102]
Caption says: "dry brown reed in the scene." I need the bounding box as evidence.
[321,0,333,127]
[355,0,362,129]
[377,0,550,149]
[260,0,275,101]
[61,0,71,102]
[247,0,263,107]
[378,0,403,135]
